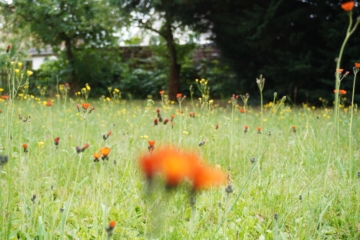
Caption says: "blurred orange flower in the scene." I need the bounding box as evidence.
[109,220,116,228]
[240,108,246,113]
[192,165,226,190]
[1,95,9,100]
[159,90,165,95]
[46,100,52,107]
[334,89,347,95]
[148,140,156,147]
[82,103,90,109]
[341,1,355,11]
[355,63,360,68]
[176,93,182,99]
[94,153,101,159]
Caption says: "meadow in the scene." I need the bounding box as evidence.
[0,77,360,240]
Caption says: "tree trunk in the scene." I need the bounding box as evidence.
[164,12,181,100]
[64,36,78,93]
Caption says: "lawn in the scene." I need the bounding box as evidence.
[0,88,359,239]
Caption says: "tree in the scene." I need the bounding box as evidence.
[1,0,120,90]
[111,0,198,100]
[175,0,360,104]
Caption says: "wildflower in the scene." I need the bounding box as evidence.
[192,165,226,190]
[334,89,347,95]
[45,100,52,107]
[341,1,355,11]
[292,126,296,133]
[38,142,44,147]
[156,108,161,114]
[244,125,249,133]
[27,70,33,76]
[106,220,116,237]
[176,93,182,99]
[336,68,344,73]
[103,131,111,141]
[22,143,28,153]
[148,140,156,152]
[54,137,60,148]
[18,62,22,68]
[82,103,90,110]
[159,90,165,95]
[83,143,89,150]
[198,140,206,146]
[0,88,3,92]
[100,147,111,160]
[76,104,80,112]
[257,127,262,134]
[240,108,246,113]
[76,146,82,153]
[1,95,9,100]
[163,118,169,124]
[14,69,20,74]
[215,124,219,130]
[89,106,95,113]
[154,118,158,126]
[354,63,360,74]
[6,45,10,53]
[189,112,195,118]
[93,153,101,162]
[171,114,175,121]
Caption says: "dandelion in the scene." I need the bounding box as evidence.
[54,137,60,148]
[100,147,111,160]
[93,153,101,162]
[148,140,156,152]
[22,143,28,153]
[27,70,33,76]
[244,125,249,133]
[15,69,20,74]
[341,1,355,11]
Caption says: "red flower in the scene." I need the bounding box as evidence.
[163,118,169,124]
[189,112,195,118]
[83,143,90,149]
[154,118,158,126]
[6,45,10,53]
[22,143,28,153]
[341,1,355,11]
[109,220,116,229]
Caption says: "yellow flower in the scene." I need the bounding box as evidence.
[18,62,22,68]
[15,69,20,74]
[27,70,33,76]
[86,83,91,91]
[0,88,3,92]
[10,62,14,65]
[37,142,44,147]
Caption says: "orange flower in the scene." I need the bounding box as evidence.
[148,140,156,147]
[46,100,52,107]
[1,95,9,100]
[341,1,355,11]
[334,89,347,95]
[355,63,360,68]
[189,112,195,118]
[192,165,226,190]
[94,153,101,159]
[83,143,90,149]
[171,114,175,120]
[109,220,116,228]
[100,147,111,157]
[54,137,60,147]
[82,103,90,109]
[336,68,344,73]
[240,108,246,113]
[159,90,165,95]
[176,93,182,99]
[244,125,249,130]
[257,127,262,133]
[22,143,28,149]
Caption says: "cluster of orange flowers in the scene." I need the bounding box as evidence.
[139,146,225,190]
[93,147,111,162]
